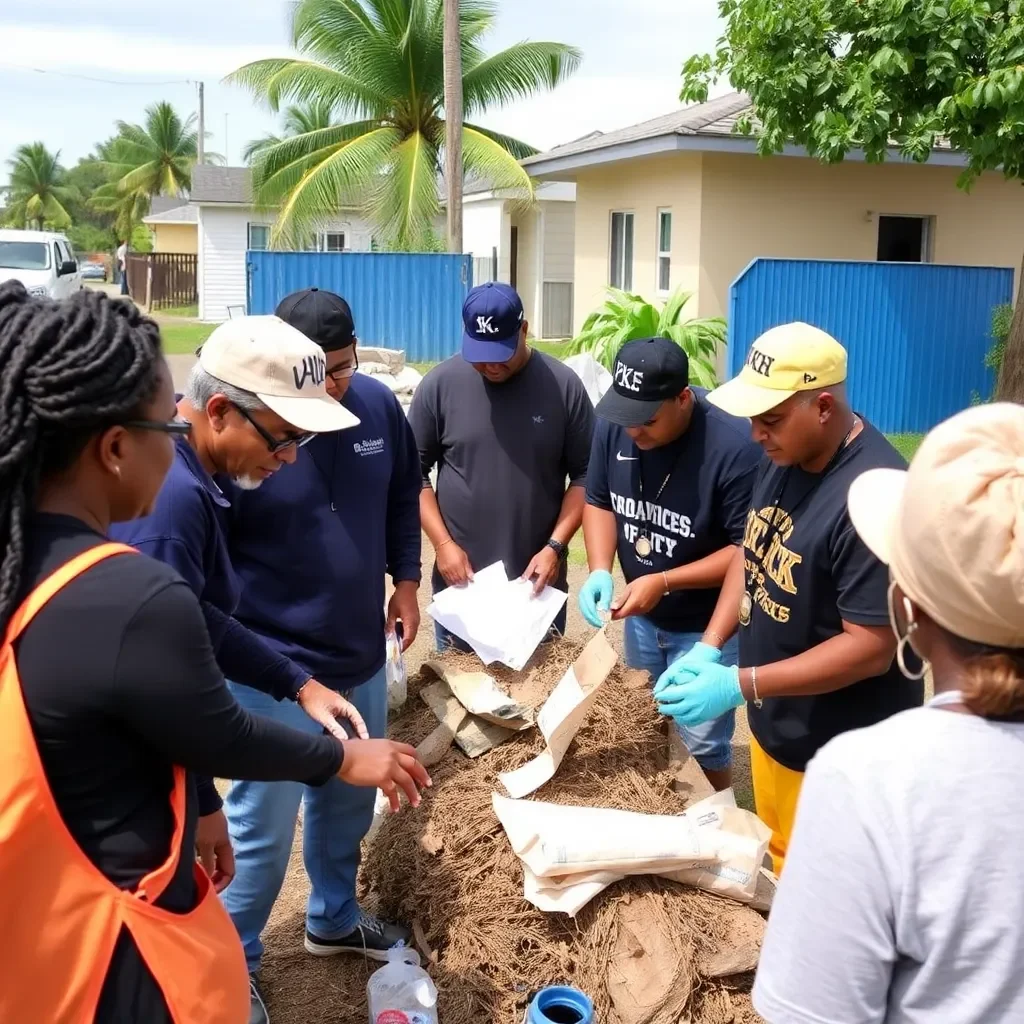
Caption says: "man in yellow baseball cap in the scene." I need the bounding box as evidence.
[653,322,922,872]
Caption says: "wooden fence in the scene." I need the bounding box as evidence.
[126,252,197,310]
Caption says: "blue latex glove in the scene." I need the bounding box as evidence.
[655,661,744,727]
[578,569,614,628]
[652,642,722,698]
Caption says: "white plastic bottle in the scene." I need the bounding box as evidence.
[366,944,439,1024]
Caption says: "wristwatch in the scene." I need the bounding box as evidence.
[546,538,567,560]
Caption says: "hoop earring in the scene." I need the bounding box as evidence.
[896,632,926,680]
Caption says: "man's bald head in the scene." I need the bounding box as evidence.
[750,381,856,471]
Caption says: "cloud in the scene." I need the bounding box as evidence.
[0,23,284,79]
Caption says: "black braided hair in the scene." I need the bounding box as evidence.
[0,281,164,634]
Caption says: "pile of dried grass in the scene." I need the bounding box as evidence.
[361,639,762,1024]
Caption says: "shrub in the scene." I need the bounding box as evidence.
[562,287,726,387]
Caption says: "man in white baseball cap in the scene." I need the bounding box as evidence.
[111,315,370,945]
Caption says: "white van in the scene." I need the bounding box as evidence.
[0,229,83,300]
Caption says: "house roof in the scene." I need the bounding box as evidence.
[149,195,190,215]
[191,166,253,205]
[523,91,967,177]
[525,92,753,165]
[143,204,198,225]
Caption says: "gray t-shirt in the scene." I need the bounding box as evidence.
[408,351,595,593]
[754,705,1024,1024]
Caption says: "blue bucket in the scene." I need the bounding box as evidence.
[527,986,594,1024]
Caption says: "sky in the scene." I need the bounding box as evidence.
[0,0,726,176]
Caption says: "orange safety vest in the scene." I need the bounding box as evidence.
[0,543,249,1024]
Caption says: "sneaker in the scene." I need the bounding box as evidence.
[304,912,412,961]
[248,974,270,1024]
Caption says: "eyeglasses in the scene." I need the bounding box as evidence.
[123,417,193,437]
[232,403,315,454]
[327,349,358,381]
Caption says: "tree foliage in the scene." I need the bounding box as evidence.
[3,143,76,230]
[244,99,340,163]
[228,0,581,251]
[563,288,727,387]
[682,0,1024,401]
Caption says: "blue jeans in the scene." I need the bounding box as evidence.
[220,666,387,972]
[624,617,739,773]
[433,603,568,653]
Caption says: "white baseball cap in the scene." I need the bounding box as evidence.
[197,315,359,433]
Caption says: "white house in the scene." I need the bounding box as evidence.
[192,166,374,322]
[462,178,576,339]
[191,165,578,333]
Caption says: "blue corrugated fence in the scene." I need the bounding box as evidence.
[728,259,1013,434]
[247,251,473,363]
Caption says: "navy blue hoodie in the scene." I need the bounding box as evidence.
[227,372,422,691]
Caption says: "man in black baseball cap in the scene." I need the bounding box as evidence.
[580,337,760,790]
[221,286,424,1023]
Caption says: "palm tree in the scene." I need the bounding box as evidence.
[228,0,581,250]
[3,143,76,230]
[91,103,211,242]
[243,99,339,163]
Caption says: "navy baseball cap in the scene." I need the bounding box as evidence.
[595,337,690,427]
[461,282,524,363]
[275,287,355,352]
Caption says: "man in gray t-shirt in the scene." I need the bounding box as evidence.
[408,282,595,648]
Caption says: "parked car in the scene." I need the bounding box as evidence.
[0,229,83,300]
[79,261,107,281]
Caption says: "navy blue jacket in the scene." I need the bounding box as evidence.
[228,373,422,691]
[111,434,311,814]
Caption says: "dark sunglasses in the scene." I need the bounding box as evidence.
[232,403,315,454]
[327,349,358,382]
[123,417,192,437]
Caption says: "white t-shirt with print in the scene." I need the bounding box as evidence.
[754,704,1024,1024]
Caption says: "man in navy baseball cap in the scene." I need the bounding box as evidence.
[461,281,525,372]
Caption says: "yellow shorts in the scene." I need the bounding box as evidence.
[750,735,805,875]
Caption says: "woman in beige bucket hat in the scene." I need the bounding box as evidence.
[753,402,1024,1024]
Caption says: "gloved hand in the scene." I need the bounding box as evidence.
[655,661,744,727]
[653,642,722,698]
[579,569,614,628]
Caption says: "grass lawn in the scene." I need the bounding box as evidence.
[159,320,215,354]
[888,432,925,462]
[155,303,199,319]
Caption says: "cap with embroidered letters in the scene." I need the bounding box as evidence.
[197,314,359,433]
[461,282,525,363]
[594,336,690,427]
[708,322,847,418]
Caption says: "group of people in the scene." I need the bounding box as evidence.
[0,271,1019,1024]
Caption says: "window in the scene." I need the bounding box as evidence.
[877,215,933,263]
[657,209,672,293]
[609,212,634,291]
[320,232,346,252]
[248,224,270,251]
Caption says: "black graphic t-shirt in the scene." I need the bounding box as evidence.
[741,420,923,771]
[586,389,760,632]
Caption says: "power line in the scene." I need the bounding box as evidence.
[0,62,195,87]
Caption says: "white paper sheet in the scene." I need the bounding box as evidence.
[426,562,568,670]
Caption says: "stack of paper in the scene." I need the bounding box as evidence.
[426,562,568,670]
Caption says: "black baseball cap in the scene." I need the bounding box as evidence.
[275,288,355,352]
[594,337,690,427]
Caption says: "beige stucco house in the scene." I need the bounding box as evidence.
[523,92,1024,334]
[142,198,198,255]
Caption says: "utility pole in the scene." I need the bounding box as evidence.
[225,114,230,166]
[197,81,205,165]
[443,0,463,253]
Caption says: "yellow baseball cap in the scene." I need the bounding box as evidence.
[707,322,848,418]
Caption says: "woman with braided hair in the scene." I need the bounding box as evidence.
[0,282,428,1024]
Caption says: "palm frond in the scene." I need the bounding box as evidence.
[462,122,537,160]
[367,128,441,249]
[226,59,388,119]
[463,41,582,115]
[461,126,534,199]
[266,126,401,246]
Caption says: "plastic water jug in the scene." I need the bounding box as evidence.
[527,986,594,1024]
[366,944,438,1024]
